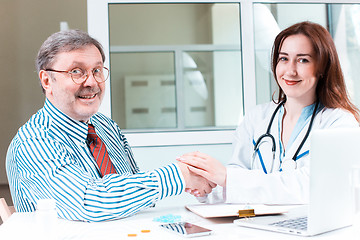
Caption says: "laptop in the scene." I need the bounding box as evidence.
[234,128,360,236]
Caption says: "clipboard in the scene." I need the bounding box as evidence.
[185,203,294,218]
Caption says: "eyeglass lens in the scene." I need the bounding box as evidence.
[71,67,109,84]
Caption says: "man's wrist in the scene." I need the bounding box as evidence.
[176,162,189,188]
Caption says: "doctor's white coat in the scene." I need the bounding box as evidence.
[203,102,359,204]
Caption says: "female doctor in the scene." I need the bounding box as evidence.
[178,21,360,204]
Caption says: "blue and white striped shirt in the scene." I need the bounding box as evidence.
[6,99,184,222]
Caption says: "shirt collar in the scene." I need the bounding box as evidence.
[43,98,89,143]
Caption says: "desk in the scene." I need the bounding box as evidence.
[0,205,358,240]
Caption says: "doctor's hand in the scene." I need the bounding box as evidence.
[177,152,227,187]
[177,162,216,197]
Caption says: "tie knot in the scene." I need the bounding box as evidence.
[87,124,97,142]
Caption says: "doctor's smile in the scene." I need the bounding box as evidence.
[282,78,302,85]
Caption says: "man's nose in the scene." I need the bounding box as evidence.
[83,72,98,86]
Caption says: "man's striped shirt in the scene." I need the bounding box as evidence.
[6,99,184,222]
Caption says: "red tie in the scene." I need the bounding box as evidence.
[87,124,116,176]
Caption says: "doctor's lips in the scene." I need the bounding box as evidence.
[283,78,302,85]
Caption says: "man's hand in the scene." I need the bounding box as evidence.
[177,162,216,197]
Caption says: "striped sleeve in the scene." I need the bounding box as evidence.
[7,136,184,222]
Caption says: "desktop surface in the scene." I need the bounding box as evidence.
[0,204,358,240]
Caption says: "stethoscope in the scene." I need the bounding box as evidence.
[252,99,319,173]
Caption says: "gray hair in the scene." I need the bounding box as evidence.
[36,29,105,91]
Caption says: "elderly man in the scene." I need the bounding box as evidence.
[6,30,214,222]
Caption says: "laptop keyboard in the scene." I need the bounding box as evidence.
[269,216,308,231]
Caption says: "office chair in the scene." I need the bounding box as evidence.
[0,198,15,223]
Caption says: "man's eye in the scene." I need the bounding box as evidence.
[70,68,83,74]
[93,68,102,73]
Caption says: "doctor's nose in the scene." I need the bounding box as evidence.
[285,62,297,76]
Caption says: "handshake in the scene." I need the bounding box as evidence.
[176,151,227,197]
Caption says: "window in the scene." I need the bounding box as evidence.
[108,3,242,131]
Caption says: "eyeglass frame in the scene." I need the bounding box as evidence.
[45,66,110,84]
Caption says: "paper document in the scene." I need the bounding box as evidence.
[186,203,296,218]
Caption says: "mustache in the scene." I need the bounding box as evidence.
[76,87,101,96]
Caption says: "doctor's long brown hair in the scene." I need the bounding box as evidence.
[271,21,360,123]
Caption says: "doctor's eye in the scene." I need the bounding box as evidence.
[298,58,310,63]
[278,56,288,62]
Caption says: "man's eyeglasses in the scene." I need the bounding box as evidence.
[45,67,110,85]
